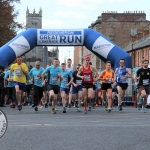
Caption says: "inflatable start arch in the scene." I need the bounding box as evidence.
[0,28,131,68]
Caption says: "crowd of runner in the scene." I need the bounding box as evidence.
[0,55,150,114]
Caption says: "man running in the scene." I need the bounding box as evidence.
[98,61,116,112]
[29,61,44,111]
[9,56,28,111]
[60,63,72,113]
[72,64,83,112]
[66,58,74,108]
[115,58,132,111]
[77,56,98,114]
[42,58,61,114]
[134,60,150,113]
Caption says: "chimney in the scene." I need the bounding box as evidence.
[131,35,137,42]
[143,29,149,37]
[137,32,143,40]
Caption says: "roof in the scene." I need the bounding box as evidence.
[135,17,148,21]
[106,17,119,22]
[123,34,150,52]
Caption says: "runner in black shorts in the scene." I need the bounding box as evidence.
[134,59,150,113]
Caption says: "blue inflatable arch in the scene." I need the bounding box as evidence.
[0,28,131,68]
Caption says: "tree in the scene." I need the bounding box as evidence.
[0,0,23,47]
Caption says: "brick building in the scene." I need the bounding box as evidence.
[124,27,150,68]
[74,11,150,71]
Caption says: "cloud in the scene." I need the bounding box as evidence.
[55,11,86,19]
[57,0,100,9]
[42,19,63,28]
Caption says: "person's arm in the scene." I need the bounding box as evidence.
[115,68,118,74]
[126,68,132,78]
[134,69,139,86]
[97,71,105,81]
[91,66,98,77]
[20,64,28,75]
[9,69,12,79]
[77,67,83,79]
[112,71,116,83]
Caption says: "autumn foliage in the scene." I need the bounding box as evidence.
[0,0,23,47]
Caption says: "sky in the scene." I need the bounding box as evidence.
[14,0,150,64]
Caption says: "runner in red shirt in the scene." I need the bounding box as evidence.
[77,56,98,114]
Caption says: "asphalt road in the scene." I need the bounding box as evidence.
[0,105,150,150]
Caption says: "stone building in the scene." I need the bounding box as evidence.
[124,27,150,68]
[74,11,150,71]
[24,7,59,67]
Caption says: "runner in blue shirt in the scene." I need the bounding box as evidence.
[60,63,72,113]
[42,58,62,114]
[4,69,16,108]
[29,61,44,111]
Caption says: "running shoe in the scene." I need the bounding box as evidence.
[18,105,22,111]
[118,105,123,111]
[96,104,98,107]
[35,106,38,111]
[68,103,71,108]
[63,110,66,113]
[51,108,56,114]
[141,107,146,113]
[32,104,35,108]
[108,107,111,113]
[77,107,81,112]
[88,107,91,111]
[84,110,87,114]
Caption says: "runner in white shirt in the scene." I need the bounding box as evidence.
[66,58,74,108]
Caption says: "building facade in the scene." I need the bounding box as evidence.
[74,11,150,71]
[124,27,150,68]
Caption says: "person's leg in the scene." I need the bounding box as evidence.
[102,90,107,107]
[87,88,94,111]
[107,88,113,112]
[117,86,123,105]
[61,90,67,113]
[82,88,88,114]
[33,85,39,107]
[140,89,147,113]
[15,85,22,106]
[77,90,83,112]
[68,85,72,107]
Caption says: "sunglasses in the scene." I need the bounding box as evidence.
[119,62,125,64]
[86,60,90,62]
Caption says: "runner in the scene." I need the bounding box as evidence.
[115,58,132,111]
[4,67,16,108]
[29,61,44,111]
[42,58,61,114]
[134,59,150,113]
[0,66,5,107]
[9,56,28,111]
[60,63,72,113]
[134,60,144,110]
[77,56,98,114]
[72,64,83,112]
[98,61,115,112]
[66,58,74,108]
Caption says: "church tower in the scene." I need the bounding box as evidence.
[25,7,42,66]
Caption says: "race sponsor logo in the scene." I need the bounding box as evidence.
[92,36,114,58]
[37,29,84,45]
[0,109,7,138]
[9,36,30,57]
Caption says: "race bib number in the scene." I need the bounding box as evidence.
[84,75,90,81]
[52,76,58,83]
[63,77,68,84]
[106,78,112,83]
[76,80,82,85]
[35,76,41,82]
[120,75,126,82]
[143,79,149,85]
[15,69,21,77]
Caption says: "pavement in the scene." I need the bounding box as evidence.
[0,105,150,150]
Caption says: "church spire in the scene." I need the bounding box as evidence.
[39,7,42,16]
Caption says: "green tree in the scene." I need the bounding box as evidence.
[0,0,23,46]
